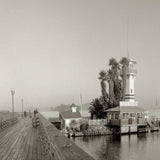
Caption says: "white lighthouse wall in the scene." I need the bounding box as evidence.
[129,75,135,95]
[125,75,135,102]
[125,76,135,95]
[120,59,138,106]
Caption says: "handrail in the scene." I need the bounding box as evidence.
[39,114,65,160]
[38,113,94,160]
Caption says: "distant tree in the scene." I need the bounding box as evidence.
[52,104,80,112]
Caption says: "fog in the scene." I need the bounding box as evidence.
[0,0,159,111]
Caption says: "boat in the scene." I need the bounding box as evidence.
[72,132,84,137]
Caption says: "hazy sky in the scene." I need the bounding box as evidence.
[0,0,160,111]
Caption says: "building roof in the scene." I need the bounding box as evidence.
[60,111,81,119]
[105,106,144,113]
[48,117,61,123]
[70,103,77,108]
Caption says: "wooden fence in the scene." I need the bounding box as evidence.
[88,119,107,126]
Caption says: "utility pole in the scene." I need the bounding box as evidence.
[21,99,24,117]
[127,17,130,58]
[11,90,15,120]
[80,93,83,115]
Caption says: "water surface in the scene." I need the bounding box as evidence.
[72,132,160,160]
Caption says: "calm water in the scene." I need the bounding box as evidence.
[72,132,160,160]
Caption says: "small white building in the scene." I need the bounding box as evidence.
[59,103,82,129]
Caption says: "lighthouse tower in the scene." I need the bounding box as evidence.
[120,58,138,106]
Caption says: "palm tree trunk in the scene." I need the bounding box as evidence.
[109,79,114,107]
[100,80,108,100]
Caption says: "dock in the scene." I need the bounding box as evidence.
[0,114,94,160]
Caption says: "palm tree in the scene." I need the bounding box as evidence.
[89,98,106,119]
[109,58,117,68]
[95,57,128,112]
[120,57,128,100]
[99,70,108,102]
[108,58,121,107]
[106,69,115,107]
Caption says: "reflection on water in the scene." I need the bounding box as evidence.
[72,132,160,160]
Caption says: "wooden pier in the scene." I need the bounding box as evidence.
[0,114,94,160]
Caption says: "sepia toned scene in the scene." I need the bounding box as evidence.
[0,0,160,160]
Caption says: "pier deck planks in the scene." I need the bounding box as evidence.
[0,116,95,160]
[0,118,47,160]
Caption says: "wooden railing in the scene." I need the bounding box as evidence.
[38,113,94,160]
[137,118,146,124]
[109,119,120,126]
[108,118,146,126]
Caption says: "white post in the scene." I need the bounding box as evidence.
[80,93,82,116]
[11,90,15,121]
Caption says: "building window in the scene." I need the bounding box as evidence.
[115,113,119,119]
[123,113,129,119]
[137,113,142,118]
[130,113,136,117]
[111,114,114,120]
[108,113,111,120]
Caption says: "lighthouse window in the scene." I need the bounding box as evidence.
[130,64,133,68]
[131,89,132,93]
